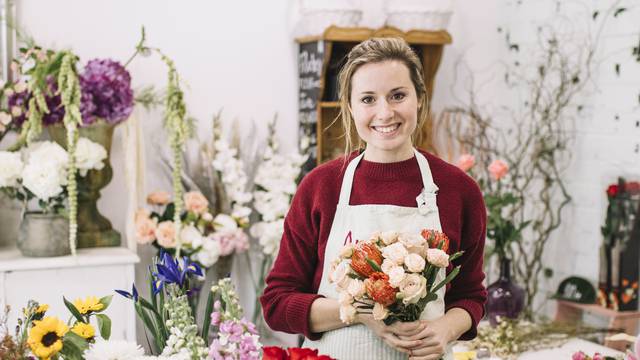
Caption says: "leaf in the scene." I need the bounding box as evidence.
[592,11,599,20]
[448,251,464,263]
[98,295,113,311]
[96,314,112,340]
[365,258,382,272]
[613,8,626,17]
[509,44,519,52]
[61,331,89,360]
[431,266,461,294]
[544,268,554,278]
[201,291,215,345]
[63,297,84,323]
[615,63,620,76]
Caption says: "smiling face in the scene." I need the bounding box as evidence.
[349,60,419,163]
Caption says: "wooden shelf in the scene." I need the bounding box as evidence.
[296,26,452,45]
[319,101,340,108]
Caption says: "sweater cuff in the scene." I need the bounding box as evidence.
[446,299,485,340]
[286,293,325,340]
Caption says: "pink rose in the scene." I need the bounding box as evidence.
[135,210,157,244]
[184,191,208,215]
[456,154,475,172]
[488,159,509,181]
[571,351,586,360]
[146,190,171,206]
[155,221,177,248]
[211,229,249,256]
[592,353,604,360]
[426,248,449,268]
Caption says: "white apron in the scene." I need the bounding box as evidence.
[304,149,454,360]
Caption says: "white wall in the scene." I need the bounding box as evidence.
[12,0,640,340]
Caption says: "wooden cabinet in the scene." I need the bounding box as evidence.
[296,26,451,170]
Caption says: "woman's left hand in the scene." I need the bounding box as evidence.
[398,317,452,360]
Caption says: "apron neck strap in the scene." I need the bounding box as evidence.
[338,148,438,206]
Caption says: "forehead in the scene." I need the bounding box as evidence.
[351,60,413,94]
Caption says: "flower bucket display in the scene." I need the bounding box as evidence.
[18,212,70,257]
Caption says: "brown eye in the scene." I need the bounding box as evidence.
[361,96,375,104]
[391,93,406,101]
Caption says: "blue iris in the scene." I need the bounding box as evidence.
[151,251,203,294]
[115,284,139,301]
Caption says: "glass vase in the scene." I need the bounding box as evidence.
[486,257,525,326]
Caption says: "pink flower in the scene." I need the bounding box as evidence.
[488,159,509,180]
[135,209,157,244]
[155,221,177,248]
[593,353,604,360]
[146,190,171,206]
[572,351,586,360]
[210,311,221,326]
[426,248,449,268]
[212,229,249,256]
[456,154,475,172]
[184,191,209,215]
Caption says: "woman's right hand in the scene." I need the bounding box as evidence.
[357,313,425,354]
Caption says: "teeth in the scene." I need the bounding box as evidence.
[373,124,399,133]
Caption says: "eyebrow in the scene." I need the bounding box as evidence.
[357,87,409,95]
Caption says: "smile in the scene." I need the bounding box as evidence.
[371,123,400,134]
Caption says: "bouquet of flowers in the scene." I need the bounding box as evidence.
[329,229,462,325]
[207,278,262,360]
[0,140,106,213]
[0,295,112,360]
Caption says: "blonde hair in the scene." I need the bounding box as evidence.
[337,37,428,157]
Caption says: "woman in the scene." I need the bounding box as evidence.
[261,37,487,360]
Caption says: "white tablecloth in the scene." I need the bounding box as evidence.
[454,338,624,359]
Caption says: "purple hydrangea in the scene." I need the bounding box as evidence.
[7,76,65,127]
[79,58,133,125]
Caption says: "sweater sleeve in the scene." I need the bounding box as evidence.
[259,174,325,340]
[445,179,488,340]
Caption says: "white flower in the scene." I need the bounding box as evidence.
[426,248,449,268]
[381,259,395,274]
[213,213,238,232]
[347,278,366,298]
[250,219,284,256]
[380,231,399,245]
[339,244,354,259]
[83,339,145,360]
[388,266,407,288]
[339,304,357,324]
[179,225,202,246]
[0,151,23,187]
[75,137,107,176]
[399,232,426,255]
[399,273,428,305]
[404,253,426,273]
[338,290,354,306]
[330,260,351,289]
[194,235,221,267]
[26,141,68,168]
[373,302,389,321]
[381,242,409,266]
[21,161,66,200]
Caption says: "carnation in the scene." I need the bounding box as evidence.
[83,339,144,360]
[194,235,221,267]
[21,161,66,201]
[75,137,107,176]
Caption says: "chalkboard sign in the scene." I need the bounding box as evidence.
[298,41,324,174]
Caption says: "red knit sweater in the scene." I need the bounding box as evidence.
[260,149,487,341]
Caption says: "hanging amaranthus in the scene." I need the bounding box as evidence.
[57,51,83,256]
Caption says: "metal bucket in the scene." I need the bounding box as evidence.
[18,213,71,257]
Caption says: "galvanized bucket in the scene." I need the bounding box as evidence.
[18,212,71,257]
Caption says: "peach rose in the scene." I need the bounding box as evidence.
[339,304,357,324]
[184,191,209,215]
[338,291,354,306]
[135,211,157,244]
[488,159,509,181]
[405,253,427,273]
[381,242,409,266]
[426,248,450,268]
[456,154,475,172]
[380,231,399,245]
[339,244,354,259]
[399,273,427,305]
[399,232,426,255]
[330,260,352,289]
[388,266,407,288]
[155,221,177,248]
[373,302,389,321]
[347,278,366,298]
[146,190,171,206]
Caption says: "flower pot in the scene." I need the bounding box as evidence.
[48,122,121,248]
[0,193,21,248]
[18,212,70,257]
[486,258,525,326]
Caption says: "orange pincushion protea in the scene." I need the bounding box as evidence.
[350,242,383,278]
[365,272,398,307]
[421,229,449,253]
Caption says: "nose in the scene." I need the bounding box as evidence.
[377,99,394,121]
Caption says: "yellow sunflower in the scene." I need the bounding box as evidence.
[35,304,49,314]
[27,316,68,360]
[73,296,104,314]
[71,322,95,339]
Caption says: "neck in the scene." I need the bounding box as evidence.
[363,143,414,163]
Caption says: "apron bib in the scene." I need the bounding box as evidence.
[304,149,454,360]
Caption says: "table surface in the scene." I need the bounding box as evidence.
[454,338,625,359]
[0,246,139,272]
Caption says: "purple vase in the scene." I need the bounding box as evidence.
[486,258,525,326]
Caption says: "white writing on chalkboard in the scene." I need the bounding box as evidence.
[300,77,321,91]
[299,97,316,111]
[299,51,323,75]
[299,111,317,125]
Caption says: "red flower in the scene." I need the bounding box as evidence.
[365,272,398,306]
[288,347,318,360]
[421,229,450,253]
[263,346,288,360]
[606,184,619,197]
[350,242,383,278]
[306,356,335,360]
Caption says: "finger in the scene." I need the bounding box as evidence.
[409,354,442,360]
[398,335,439,347]
[408,344,445,357]
[385,334,422,351]
[399,328,436,342]
[389,320,426,336]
